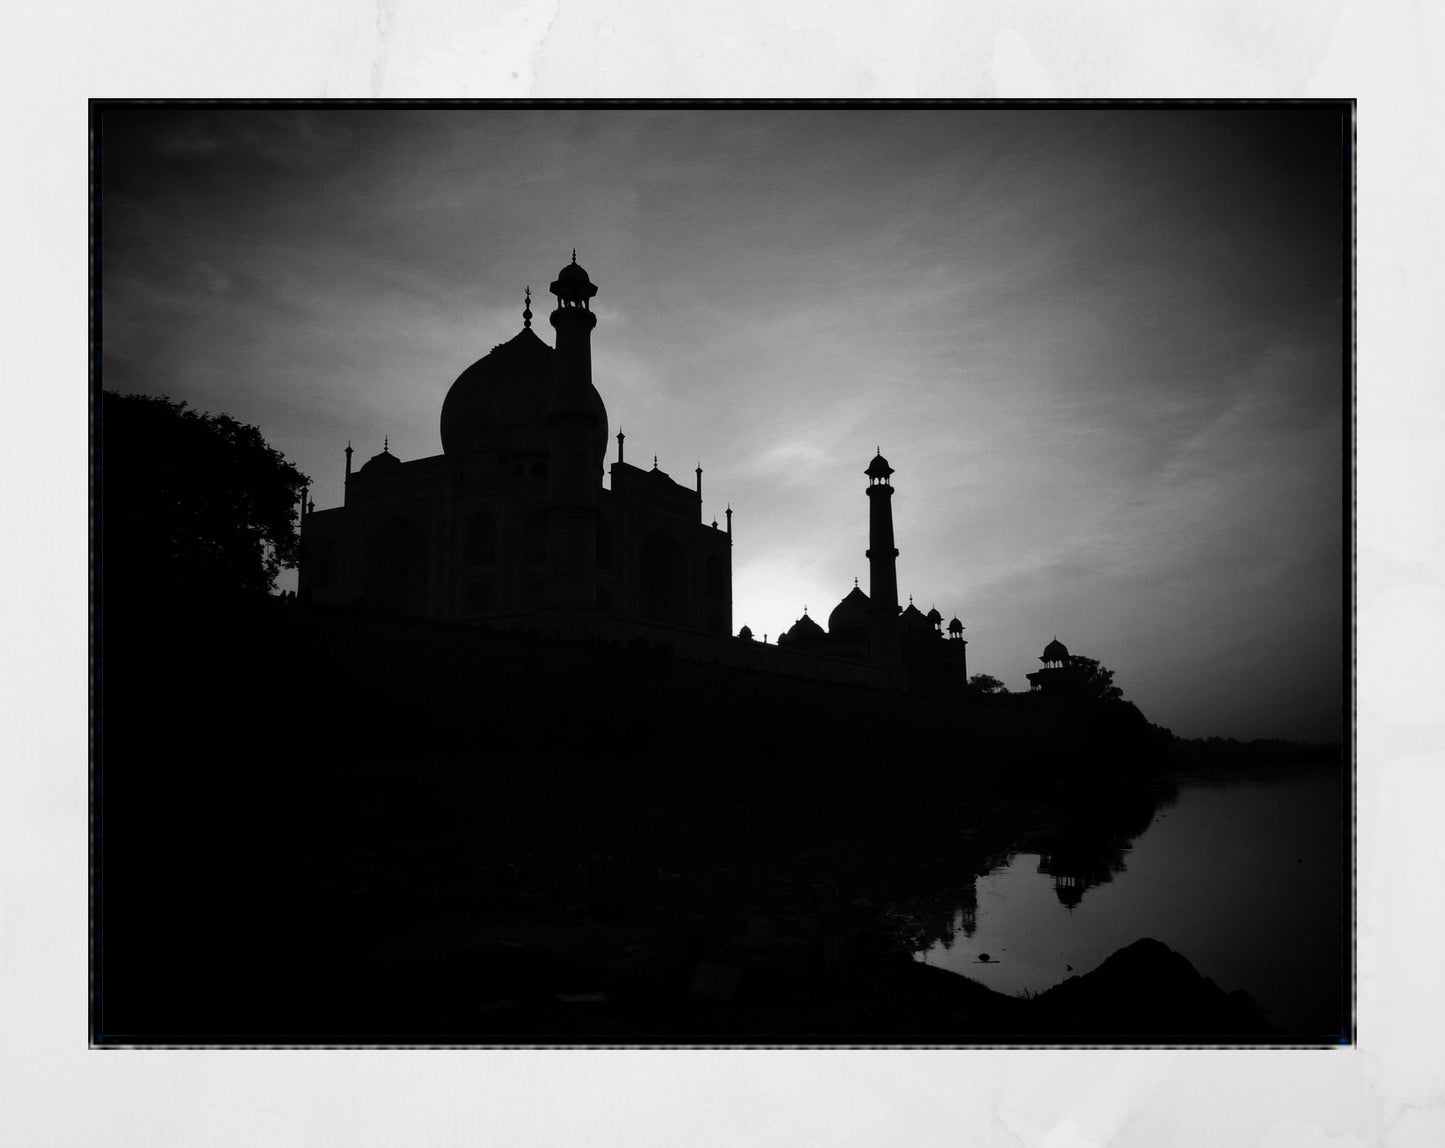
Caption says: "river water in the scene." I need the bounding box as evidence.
[914,761,1348,1038]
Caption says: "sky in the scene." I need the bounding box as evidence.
[98,106,1346,743]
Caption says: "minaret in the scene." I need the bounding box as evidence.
[543,251,601,614]
[865,449,901,666]
[344,441,353,481]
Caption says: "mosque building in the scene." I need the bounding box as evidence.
[298,254,969,694]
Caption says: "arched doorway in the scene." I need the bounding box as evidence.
[640,528,686,626]
[364,517,429,616]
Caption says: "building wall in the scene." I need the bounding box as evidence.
[301,449,732,636]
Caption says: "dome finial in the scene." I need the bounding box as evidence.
[523,286,532,328]
[384,435,389,452]
[571,248,577,264]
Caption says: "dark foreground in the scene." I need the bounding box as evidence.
[97,598,1326,1043]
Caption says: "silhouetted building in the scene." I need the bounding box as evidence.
[299,256,732,636]
[299,255,967,694]
[773,453,968,691]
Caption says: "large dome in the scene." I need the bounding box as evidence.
[439,325,608,464]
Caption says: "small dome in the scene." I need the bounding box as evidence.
[738,625,754,640]
[827,585,870,634]
[1042,637,1070,662]
[948,616,964,635]
[786,612,827,646]
[899,602,929,632]
[357,447,401,477]
[550,252,598,304]
[925,606,943,625]
[865,452,894,480]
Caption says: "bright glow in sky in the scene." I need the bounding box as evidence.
[99,107,1345,742]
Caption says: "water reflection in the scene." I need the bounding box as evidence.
[893,877,978,953]
[1034,777,1177,909]
[913,762,1346,1037]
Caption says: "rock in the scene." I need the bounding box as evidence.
[1030,937,1276,1036]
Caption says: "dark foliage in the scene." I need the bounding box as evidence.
[1066,655,1125,705]
[967,673,1007,695]
[100,391,308,596]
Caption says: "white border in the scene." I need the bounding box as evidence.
[5,1,1442,1143]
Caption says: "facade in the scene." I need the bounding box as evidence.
[298,257,732,636]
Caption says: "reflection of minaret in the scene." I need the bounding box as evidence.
[865,450,901,666]
[544,252,600,612]
[956,879,979,938]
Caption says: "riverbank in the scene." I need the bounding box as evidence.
[96,597,1326,1042]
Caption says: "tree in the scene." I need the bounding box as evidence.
[1066,656,1126,705]
[968,673,1007,695]
[100,391,308,597]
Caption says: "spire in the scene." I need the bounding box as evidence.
[542,251,600,612]
[523,286,532,328]
[616,427,625,464]
[344,440,353,482]
[866,446,901,665]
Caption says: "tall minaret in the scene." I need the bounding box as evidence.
[865,449,901,666]
[543,251,601,613]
